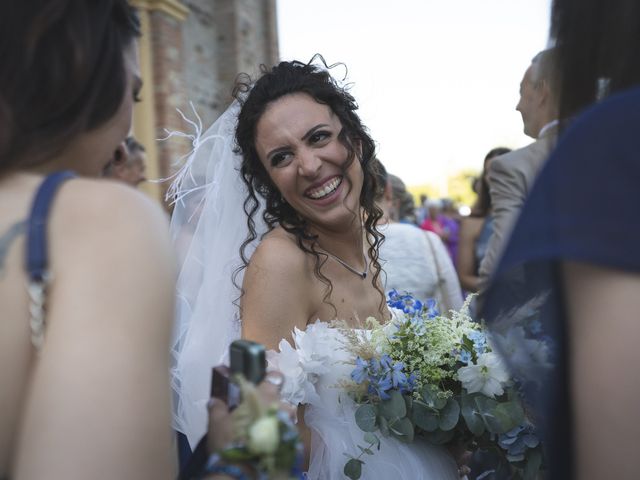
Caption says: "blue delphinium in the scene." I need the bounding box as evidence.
[387,290,423,316]
[425,298,439,318]
[351,354,416,400]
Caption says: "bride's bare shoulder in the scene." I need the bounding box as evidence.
[249,227,312,275]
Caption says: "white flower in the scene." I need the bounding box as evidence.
[266,321,335,406]
[247,415,280,455]
[457,352,510,398]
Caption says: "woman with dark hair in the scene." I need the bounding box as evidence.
[457,147,510,293]
[0,2,178,478]
[170,59,459,479]
[481,0,640,479]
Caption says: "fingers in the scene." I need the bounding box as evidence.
[257,371,284,403]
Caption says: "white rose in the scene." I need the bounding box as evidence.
[247,416,280,455]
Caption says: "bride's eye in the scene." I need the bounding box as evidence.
[271,151,292,167]
[309,131,331,144]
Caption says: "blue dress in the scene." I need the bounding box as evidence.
[481,86,640,480]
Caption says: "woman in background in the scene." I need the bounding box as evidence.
[457,147,510,293]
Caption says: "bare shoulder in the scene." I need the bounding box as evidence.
[242,227,315,349]
[248,227,312,277]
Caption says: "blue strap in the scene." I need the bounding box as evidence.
[26,171,76,282]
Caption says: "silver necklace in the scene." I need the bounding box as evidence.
[318,246,368,279]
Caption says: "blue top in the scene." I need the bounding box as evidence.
[481,85,640,480]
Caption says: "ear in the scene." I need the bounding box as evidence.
[537,79,550,107]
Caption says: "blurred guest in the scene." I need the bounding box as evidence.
[479,48,559,287]
[457,147,511,293]
[415,193,429,224]
[482,0,640,478]
[377,166,463,312]
[389,174,418,224]
[440,198,460,266]
[103,135,147,186]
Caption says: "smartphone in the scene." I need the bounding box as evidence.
[211,340,266,408]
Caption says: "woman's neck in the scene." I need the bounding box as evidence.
[310,213,367,268]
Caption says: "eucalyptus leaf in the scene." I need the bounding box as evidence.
[379,390,407,420]
[523,449,543,480]
[421,385,447,409]
[494,401,525,433]
[461,393,485,436]
[344,458,364,480]
[389,417,415,443]
[438,398,460,431]
[404,394,413,412]
[473,396,505,433]
[355,404,378,432]
[412,401,439,432]
[378,415,390,437]
[423,428,455,445]
[363,432,380,448]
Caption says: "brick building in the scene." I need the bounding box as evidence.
[130,0,279,203]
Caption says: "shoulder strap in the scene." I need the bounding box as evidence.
[25,170,76,349]
[26,171,76,282]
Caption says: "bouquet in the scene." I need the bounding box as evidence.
[219,375,303,479]
[340,290,543,480]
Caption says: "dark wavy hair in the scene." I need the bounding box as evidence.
[233,56,385,314]
[0,0,140,174]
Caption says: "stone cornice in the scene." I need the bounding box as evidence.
[130,0,189,21]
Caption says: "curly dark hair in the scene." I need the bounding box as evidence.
[0,0,140,174]
[233,56,385,315]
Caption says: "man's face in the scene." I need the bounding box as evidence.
[515,65,542,138]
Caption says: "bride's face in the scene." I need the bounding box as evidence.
[254,92,364,231]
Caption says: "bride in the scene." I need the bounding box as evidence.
[170,58,459,479]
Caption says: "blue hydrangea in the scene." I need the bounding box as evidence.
[458,349,472,364]
[498,424,540,462]
[468,330,487,354]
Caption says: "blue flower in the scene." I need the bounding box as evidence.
[368,373,393,400]
[498,424,539,462]
[379,354,393,372]
[351,357,369,384]
[468,330,487,354]
[458,349,472,364]
[387,290,424,316]
[425,298,439,318]
[390,361,408,389]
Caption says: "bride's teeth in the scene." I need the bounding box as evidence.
[309,177,341,199]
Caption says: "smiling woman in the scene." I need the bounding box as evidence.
[169,57,460,479]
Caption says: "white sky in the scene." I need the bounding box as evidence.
[276,0,552,190]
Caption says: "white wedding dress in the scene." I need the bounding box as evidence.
[268,321,459,480]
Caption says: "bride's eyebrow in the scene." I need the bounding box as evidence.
[301,124,330,141]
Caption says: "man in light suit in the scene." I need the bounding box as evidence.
[479,49,559,286]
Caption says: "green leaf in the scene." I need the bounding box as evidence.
[438,398,461,431]
[412,401,439,432]
[461,393,485,436]
[355,404,378,432]
[378,415,390,437]
[523,448,543,480]
[404,394,413,412]
[344,458,364,480]
[473,396,505,433]
[379,390,407,420]
[363,432,380,448]
[494,401,525,434]
[389,417,415,443]
[421,385,447,409]
[423,428,455,445]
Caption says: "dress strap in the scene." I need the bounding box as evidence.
[25,170,76,349]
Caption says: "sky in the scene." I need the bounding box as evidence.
[276,0,552,192]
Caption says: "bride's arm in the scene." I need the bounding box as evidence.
[241,234,314,350]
